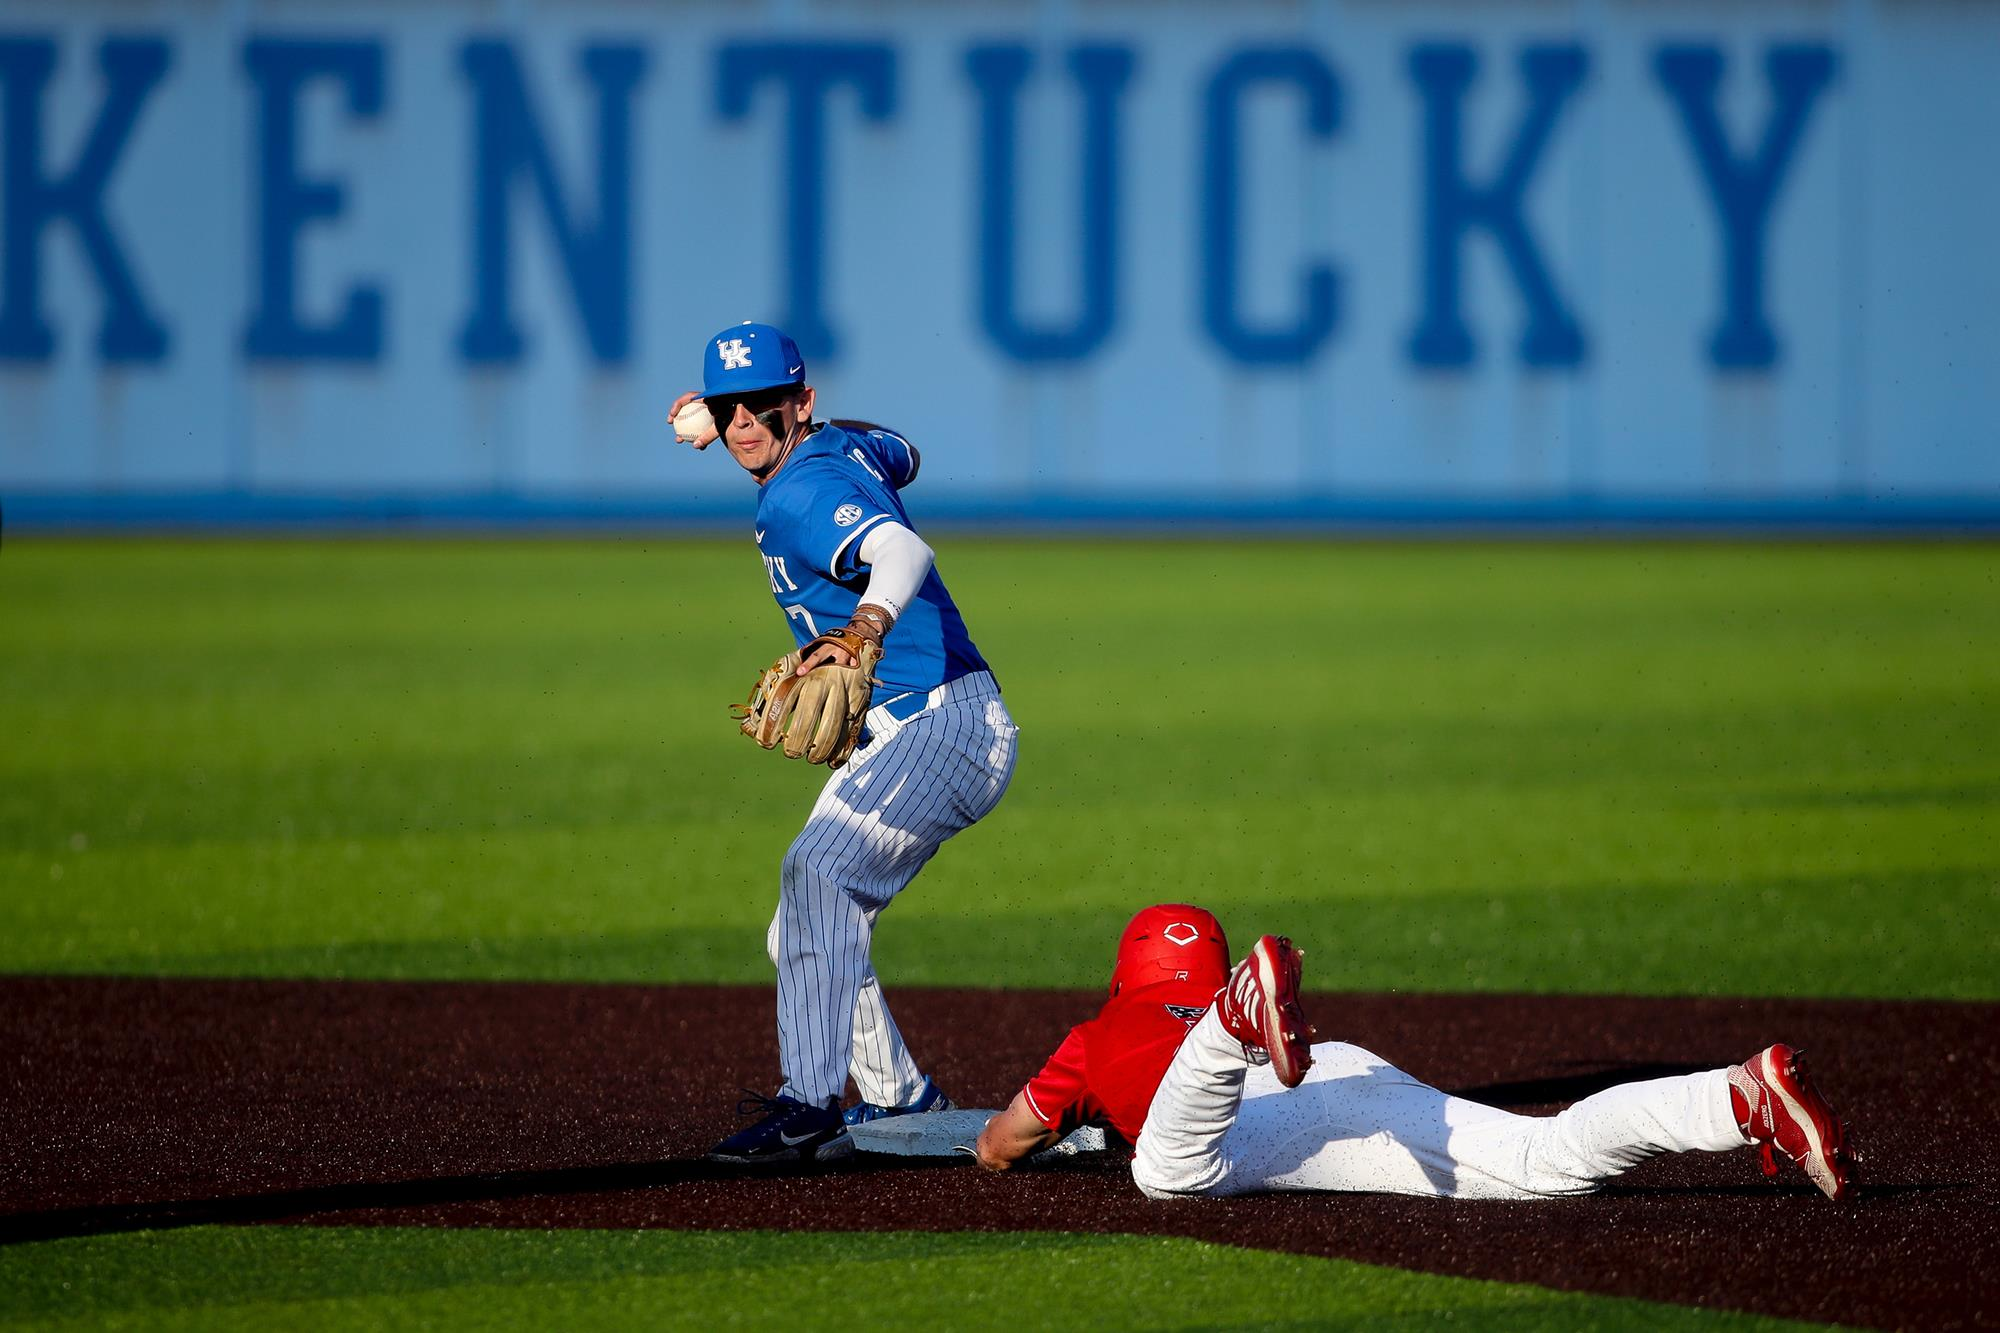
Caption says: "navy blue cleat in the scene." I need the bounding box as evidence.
[843,1075,954,1126]
[708,1092,855,1165]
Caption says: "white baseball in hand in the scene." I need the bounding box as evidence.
[673,400,716,445]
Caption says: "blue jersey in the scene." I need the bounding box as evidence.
[754,423,990,706]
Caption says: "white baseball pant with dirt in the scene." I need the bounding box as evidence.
[766,671,1017,1108]
[1132,1008,1748,1199]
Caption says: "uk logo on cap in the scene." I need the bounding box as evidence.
[702,321,806,396]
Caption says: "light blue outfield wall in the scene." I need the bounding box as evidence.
[1,0,1996,527]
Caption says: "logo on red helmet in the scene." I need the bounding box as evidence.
[1110,904,1230,997]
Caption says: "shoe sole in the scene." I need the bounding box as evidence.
[1752,1045,1848,1202]
[1250,937,1312,1089]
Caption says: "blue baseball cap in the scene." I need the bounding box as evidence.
[701,322,806,397]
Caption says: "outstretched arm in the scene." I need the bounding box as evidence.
[974,1091,1060,1171]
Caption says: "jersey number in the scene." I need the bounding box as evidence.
[784,604,820,637]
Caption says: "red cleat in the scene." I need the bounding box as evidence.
[1729,1043,1852,1202]
[1217,935,1313,1089]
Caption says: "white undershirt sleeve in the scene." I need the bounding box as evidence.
[856,521,935,624]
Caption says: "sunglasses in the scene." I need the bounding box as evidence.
[703,386,799,429]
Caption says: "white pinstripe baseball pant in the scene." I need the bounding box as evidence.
[766,671,1017,1108]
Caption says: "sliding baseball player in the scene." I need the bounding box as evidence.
[975,904,1852,1203]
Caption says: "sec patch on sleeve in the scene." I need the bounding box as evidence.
[833,503,864,527]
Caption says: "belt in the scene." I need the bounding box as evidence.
[858,671,1001,749]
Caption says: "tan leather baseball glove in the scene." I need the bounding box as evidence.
[730,627,884,769]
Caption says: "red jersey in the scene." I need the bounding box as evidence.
[1020,978,1217,1145]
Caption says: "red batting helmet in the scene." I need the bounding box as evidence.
[1109,904,1230,998]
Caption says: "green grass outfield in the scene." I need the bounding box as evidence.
[0,1228,1841,1332]
[3,539,1995,994]
[1,537,1992,1328]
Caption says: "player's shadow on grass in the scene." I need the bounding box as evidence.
[0,1152,961,1247]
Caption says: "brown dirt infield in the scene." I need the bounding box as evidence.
[2,977,1995,1330]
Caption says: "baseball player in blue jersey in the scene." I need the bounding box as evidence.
[671,322,1019,1164]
